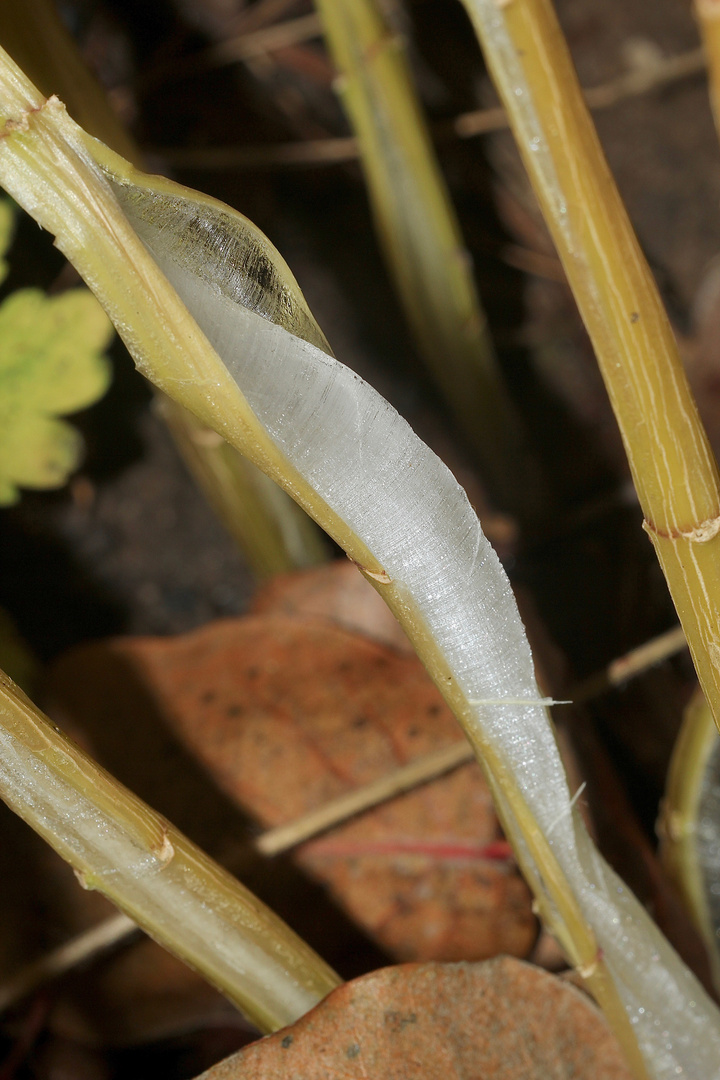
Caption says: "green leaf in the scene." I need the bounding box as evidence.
[0,286,113,504]
[0,198,15,285]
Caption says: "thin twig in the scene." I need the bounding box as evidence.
[0,992,51,1080]
[257,627,688,854]
[256,739,475,855]
[158,136,359,170]
[0,912,138,1014]
[695,0,720,137]
[576,625,688,700]
[582,46,705,109]
[205,13,323,65]
[150,12,325,85]
[499,243,565,282]
[154,46,706,171]
[228,0,304,38]
[453,46,706,136]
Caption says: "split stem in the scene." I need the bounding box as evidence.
[459,0,720,741]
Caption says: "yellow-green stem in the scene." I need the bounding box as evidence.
[0,672,340,1031]
[460,0,720,741]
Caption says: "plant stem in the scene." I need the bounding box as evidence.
[459,0,720,740]
[0,672,340,1031]
[315,0,540,518]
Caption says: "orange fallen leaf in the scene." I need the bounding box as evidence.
[197,957,632,1080]
[48,616,537,964]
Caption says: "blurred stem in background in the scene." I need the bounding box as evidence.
[315,0,545,522]
[0,0,328,577]
[159,397,328,576]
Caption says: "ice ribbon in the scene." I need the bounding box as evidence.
[102,167,720,1079]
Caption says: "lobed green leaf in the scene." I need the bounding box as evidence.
[0,286,112,504]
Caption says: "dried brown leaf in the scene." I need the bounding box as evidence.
[50,616,537,964]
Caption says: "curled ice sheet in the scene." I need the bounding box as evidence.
[104,168,720,1078]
